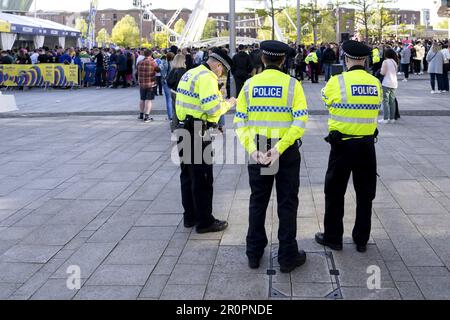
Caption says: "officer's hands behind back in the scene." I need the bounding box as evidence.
[262,148,281,167]
[251,149,280,167]
[227,97,237,108]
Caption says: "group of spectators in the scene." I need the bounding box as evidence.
[2,38,449,127]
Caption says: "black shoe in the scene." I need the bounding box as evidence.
[196,220,228,234]
[138,114,144,120]
[279,251,307,273]
[356,245,367,253]
[184,221,196,228]
[248,257,261,269]
[315,233,343,251]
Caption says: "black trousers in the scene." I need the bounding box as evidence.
[247,142,301,265]
[177,121,216,229]
[114,71,127,87]
[234,76,248,97]
[324,138,377,246]
[309,62,319,83]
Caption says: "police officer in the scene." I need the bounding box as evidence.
[234,40,309,273]
[175,47,236,234]
[371,45,382,75]
[305,47,319,83]
[315,40,383,253]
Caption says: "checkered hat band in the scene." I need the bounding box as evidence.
[262,50,285,57]
[210,53,230,71]
[344,52,367,60]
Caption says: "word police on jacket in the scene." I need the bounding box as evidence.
[351,85,379,97]
[252,86,283,98]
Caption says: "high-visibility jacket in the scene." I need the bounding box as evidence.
[234,68,309,155]
[372,48,381,64]
[305,52,318,64]
[175,64,231,123]
[321,68,382,137]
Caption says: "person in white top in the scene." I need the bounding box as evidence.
[379,48,399,124]
[413,41,425,75]
[441,43,450,92]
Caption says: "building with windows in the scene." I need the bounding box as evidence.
[0,0,33,14]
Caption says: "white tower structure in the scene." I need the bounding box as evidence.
[177,0,211,47]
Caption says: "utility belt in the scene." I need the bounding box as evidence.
[325,129,379,145]
[255,135,302,152]
[179,115,217,134]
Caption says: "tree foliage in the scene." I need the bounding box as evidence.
[75,18,88,38]
[202,18,218,39]
[153,33,169,48]
[96,28,111,47]
[111,15,140,47]
[174,19,186,34]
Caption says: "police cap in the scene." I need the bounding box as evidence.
[209,47,233,71]
[260,40,289,58]
[342,40,372,60]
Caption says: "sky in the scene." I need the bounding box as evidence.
[33,0,443,22]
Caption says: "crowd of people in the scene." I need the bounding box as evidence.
[1,38,449,126]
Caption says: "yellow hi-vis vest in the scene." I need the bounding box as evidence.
[175,64,231,123]
[305,52,318,64]
[372,48,381,64]
[321,68,382,137]
[234,68,309,155]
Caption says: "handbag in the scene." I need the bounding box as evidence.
[395,98,401,120]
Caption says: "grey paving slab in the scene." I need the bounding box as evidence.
[152,256,179,276]
[124,226,177,241]
[21,224,84,246]
[395,282,425,300]
[80,182,131,200]
[135,214,183,227]
[168,264,213,285]
[160,284,206,300]
[340,287,402,300]
[51,242,116,279]
[0,245,61,264]
[86,264,155,286]
[31,278,79,300]
[87,220,133,243]
[178,240,219,265]
[74,286,142,300]
[205,272,269,300]
[140,275,169,299]
[0,262,42,284]
[413,275,450,300]
[0,283,21,299]
[104,240,168,265]
[1,113,450,299]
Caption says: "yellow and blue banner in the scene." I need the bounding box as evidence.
[0,64,79,87]
[0,19,11,32]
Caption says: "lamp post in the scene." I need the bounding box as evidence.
[297,0,301,45]
[230,0,236,97]
[133,0,151,48]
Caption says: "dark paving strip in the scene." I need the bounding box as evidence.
[2,110,450,119]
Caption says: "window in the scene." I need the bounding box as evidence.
[169,35,176,42]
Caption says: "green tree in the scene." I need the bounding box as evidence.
[349,0,377,42]
[75,17,88,39]
[111,15,140,47]
[174,19,186,34]
[373,0,396,41]
[154,33,169,48]
[436,19,449,30]
[202,18,217,39]
[255,0,285,40]
[96,28,111,47]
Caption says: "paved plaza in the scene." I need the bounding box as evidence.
[0,80,450,300]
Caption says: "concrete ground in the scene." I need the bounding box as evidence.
[0,76,449,300]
